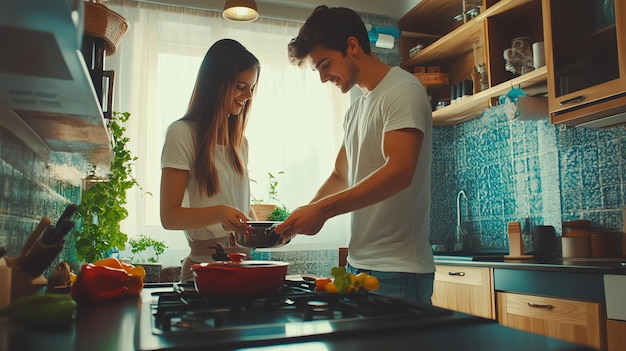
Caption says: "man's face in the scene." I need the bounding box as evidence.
[307,45,359,93]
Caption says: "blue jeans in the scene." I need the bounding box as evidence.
[346,263,434,305]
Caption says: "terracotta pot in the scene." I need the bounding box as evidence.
[191,253,288,298]
[251,204,277,221]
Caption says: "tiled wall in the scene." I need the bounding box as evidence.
[0,125,88,272]
[252,249,339,277]
[431,105,626,253]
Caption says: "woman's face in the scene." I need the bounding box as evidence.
[228,66,258,116]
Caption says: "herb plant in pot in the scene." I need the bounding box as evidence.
[127,234,167,283]
[250,171,290,221]
[73,111,146,264]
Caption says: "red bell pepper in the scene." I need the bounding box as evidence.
[70,263,134,303]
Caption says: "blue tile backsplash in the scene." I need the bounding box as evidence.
[0,126,89,272]
[431,105,626,253]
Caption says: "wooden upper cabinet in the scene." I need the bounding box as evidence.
[399,0,547,126]
[542,0,626,127]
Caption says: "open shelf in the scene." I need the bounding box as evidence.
[432,66,547,126]
[401,0,538,68]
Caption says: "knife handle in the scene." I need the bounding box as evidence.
[21,217,52,256]
[57,204,78,226]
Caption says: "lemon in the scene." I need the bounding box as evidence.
[362,275,380,291]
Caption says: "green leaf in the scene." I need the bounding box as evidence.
[330,266,351,294]
[72,111,151,263]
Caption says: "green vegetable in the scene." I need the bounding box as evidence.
[0,293,77,329]
[330,266,352,294]
[267,204,290,221]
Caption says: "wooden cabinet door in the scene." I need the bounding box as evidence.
[432,265,495,320]
[606,319,626,351]
[542,0,626,126]
[497,292,606,350]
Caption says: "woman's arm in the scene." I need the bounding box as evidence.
[160,167,251,233]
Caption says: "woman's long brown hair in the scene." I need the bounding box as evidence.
[182,39,260,197]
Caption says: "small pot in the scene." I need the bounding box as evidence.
[234,221,290,249]
[191,253,289,298]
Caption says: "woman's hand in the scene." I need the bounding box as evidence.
[218,205,252,234]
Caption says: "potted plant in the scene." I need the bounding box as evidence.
[127,234,167,283]
[73,111,147,263]
[251,171,290,221]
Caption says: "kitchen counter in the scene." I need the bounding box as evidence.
[434,253,626,307]
[0,285,596,351]
[435,253,626,274]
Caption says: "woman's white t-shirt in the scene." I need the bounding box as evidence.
[161,120,251,263]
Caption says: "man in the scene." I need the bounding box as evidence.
[273,5,434,304]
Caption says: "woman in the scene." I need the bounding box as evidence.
[160,39,259,281]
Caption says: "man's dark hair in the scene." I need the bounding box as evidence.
[287,5,371,67]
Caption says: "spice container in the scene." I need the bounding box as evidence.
[532,225,558,260]
[562,220,591,237]
[561,237,590,258]
[590,232,619,258]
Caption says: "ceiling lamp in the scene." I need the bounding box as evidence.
[223,0,259,22]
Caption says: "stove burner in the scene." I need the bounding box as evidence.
[303,300,332,321]
[174,312,219,329]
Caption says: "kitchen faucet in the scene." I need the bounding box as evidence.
[456,190,467,247]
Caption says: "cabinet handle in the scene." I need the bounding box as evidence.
[448,272,465,276]
[559,95,585,106]
[527,302,553,310]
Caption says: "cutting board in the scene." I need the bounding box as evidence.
[505,222,533,259]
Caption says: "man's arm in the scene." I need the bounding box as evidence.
[310,146,349,203]
[275,128,423,236]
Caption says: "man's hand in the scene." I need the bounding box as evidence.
[273,203,327,237]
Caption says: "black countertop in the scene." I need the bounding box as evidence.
[434,252,626,274]
[1,285,597,351]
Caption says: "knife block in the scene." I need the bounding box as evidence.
[6,240,64,301]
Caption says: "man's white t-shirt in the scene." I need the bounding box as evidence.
[161,120,251,263]
[344,66,435,274]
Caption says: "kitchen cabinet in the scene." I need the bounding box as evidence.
[542,0,626,128]
[606,320,626,351]
[0,0,111,168]
[399,0,547,125]
[497,292,605,350]
[432,265,496,319]
[604,274,626,350]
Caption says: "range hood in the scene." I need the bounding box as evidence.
[0,0,111,166]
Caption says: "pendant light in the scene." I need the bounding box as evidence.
[223,0,259,22]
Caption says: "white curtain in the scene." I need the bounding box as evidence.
[105,0,351,266]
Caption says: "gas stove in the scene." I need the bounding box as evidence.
[136,278,482,350]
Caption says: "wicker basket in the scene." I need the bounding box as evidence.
[84,1,129,56]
